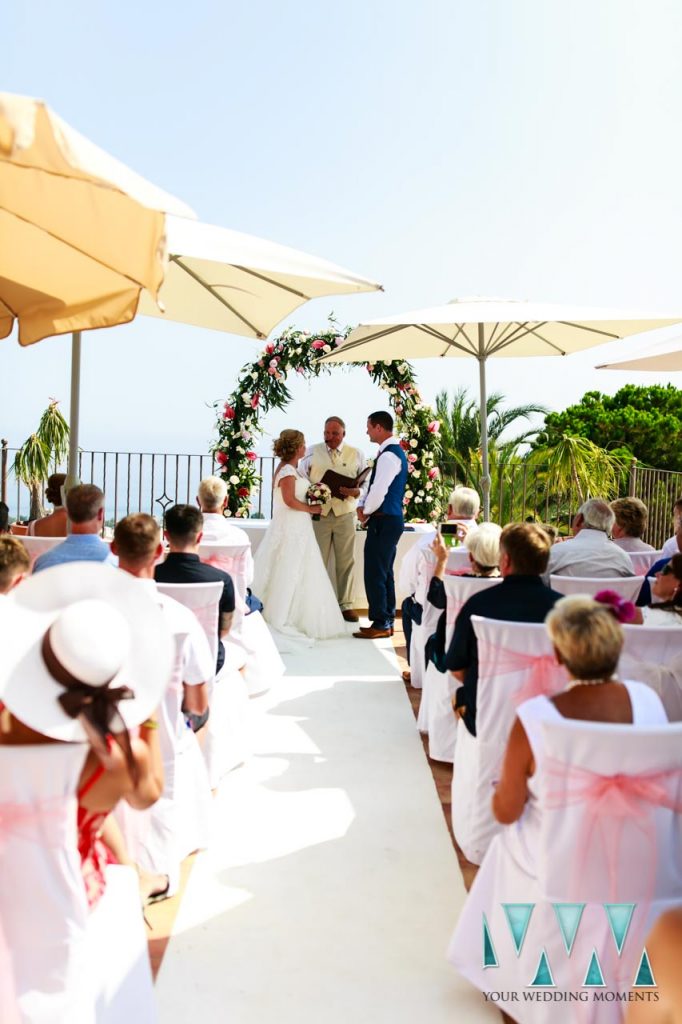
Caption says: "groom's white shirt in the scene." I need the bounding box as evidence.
[360,436,402,516]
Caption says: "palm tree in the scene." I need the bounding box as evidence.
[13,400,70,520]
[436,387,548,487]
[529,434,628,514]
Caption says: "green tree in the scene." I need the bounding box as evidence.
[13,400,70,520]
[436,386,548,486]
[535,384,682,471]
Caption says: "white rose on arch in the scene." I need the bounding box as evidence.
[230,475,240,485]
[409,439,418,448]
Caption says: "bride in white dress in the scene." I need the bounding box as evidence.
[253,429,348,644]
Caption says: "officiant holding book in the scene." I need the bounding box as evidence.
[301,416,367,623]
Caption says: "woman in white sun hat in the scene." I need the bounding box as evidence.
[0,561,173,1024]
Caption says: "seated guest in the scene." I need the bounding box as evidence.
[546,497,634,579]
[0,500,10,534]
[661,495,682,559]
[631,553,682,627]
[0,563,170,1018]
[32,484,116,573]
[197,475,253,548]
[610,496,655,551]
[28,473,68,537]
[458,522,502,577]
[446,523,562,736]
[0,536,30,594]
[444,485,481,538]
[155,504,235,674]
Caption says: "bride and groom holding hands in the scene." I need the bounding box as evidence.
[252,410,408,646]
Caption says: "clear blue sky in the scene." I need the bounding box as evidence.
[3,0,682,458]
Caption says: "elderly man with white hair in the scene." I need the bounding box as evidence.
[197,476,253,546]
[447,485,480,534]
[547,498,634,578]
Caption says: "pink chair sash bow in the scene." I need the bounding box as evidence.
[479,647,564,706]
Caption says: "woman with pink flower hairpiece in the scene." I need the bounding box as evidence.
[599,553,682,629]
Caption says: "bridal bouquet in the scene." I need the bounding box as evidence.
[306,482,331,521]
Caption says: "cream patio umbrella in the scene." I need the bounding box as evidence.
[596,333,682,372]
[0,92,194,481]
[138,214,382,338]
[322,297,682,518]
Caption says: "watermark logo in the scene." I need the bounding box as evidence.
[481,903,657,1006]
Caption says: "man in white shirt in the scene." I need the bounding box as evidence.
[547,498,635,579]
[355,411,408,639]
[197,476,253,547]
[300,416,366,622]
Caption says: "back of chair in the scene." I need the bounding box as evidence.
[538,718,682,903]
[444,575,502,636]
[550,574,644,601]
[445,547,471,573]
[18,535,64,568]
[628,549,663,576]
[155,582,223,672]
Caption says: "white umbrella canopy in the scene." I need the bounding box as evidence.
[0,92,195,484]
[322,297,682,517]
[596,333,682,372]
[138,214,382,338]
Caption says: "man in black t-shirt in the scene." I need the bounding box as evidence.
[154,504,235,673]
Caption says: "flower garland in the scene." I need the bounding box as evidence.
[211,325,446,521]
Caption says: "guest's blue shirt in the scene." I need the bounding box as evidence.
[32,534,117,574]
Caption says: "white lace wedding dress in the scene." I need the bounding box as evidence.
[253,464,348,645]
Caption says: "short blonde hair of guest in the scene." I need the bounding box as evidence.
[499,522,551,575]
[546,595,623,680]
[465,522,502,569]
[273,430,305,461]
[610,497,648,539]
[113,513,161,564]
[448,486,480,518]
[0,536,30,592]
[198,475,227,511]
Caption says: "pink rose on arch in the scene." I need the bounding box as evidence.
[366,364,374,373]
[407,465,415,474]
[251,393,261,409]
[269,358,279,367]
[266,342,275,354]
[395,404,404,415]
[311,339,326,351]
[223,405,235,420]
[216,451,228,466]
[268,367,277,375]
[428,467,440,480]
[296,367,305,375]
[258,360,265,368]
[427,421,440,434]
[334,336,344,346]
[407,453,418,464]
[245,451,257,461]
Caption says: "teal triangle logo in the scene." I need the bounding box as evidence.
[482,914,498,968]
[552,904,585,955]
[604,904,635,955]
[632,948,656,987]
[583,949,606,987]
[529,949,555,987]
[502,903,534,955]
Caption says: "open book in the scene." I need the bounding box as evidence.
[319,466,371,500]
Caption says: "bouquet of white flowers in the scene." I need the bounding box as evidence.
[306,482,332,521]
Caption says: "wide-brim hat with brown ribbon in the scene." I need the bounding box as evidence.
[0,561,173,741]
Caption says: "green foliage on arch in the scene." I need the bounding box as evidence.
[212,325,446,521]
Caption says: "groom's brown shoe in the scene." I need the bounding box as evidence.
[342,609,360,623]
[353,626,391,639]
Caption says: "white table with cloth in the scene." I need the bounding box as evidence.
[242,520,434,607]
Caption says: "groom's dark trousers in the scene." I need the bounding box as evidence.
[364,514,404,630]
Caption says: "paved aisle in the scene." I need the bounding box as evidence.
[156,636,496,1024]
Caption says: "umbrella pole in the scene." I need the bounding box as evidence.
[65,330,81,491]
[477,323,491,520]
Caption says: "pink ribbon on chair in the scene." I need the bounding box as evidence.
[202,552,249,614]
[0,795,72,1024]
[478,647,564,706]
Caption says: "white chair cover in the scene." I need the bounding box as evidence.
[451,617,566,864]
[408,546,440,691]
[549,574,644,601]
[445,547,471,573]
[87,865,156,1023]
[199,541,284,696]
[619,624,682,721]
[154,581,249,789]
[415,575,501,749]
[628,549,663,575]
[0,744,93,1024]
[18,535,65,568]
[448,717,682,1024]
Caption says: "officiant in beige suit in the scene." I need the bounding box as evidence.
[301,416,366,623]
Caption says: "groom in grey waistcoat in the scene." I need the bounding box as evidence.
[301,416,366,623]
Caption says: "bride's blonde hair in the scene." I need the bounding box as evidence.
[273,430,304,461]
